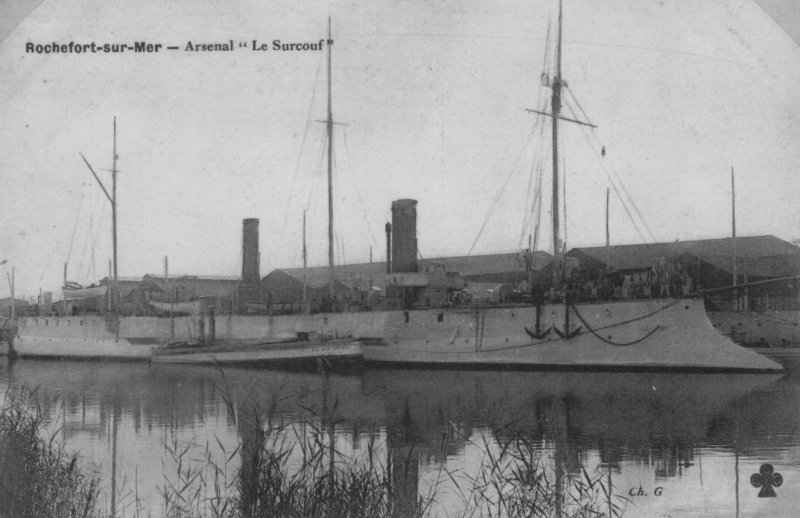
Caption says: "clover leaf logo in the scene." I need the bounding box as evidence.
[751,463,783,498]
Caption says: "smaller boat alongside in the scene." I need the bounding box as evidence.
[151,334,362,368]
[148,300,203,316]
[63,282,108,300]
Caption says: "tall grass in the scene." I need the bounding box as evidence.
[155,369,434,518]
[449,431,627,517]
[159,431,238,518]
[0,387,100,518]
[221,370,435,518]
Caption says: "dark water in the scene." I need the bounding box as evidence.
[1,354,799,517]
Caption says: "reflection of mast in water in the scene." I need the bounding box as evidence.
[598,441,620,518]
[554,398,566,517]
[734,414,740,518]
[554,394,581,517]
[235,392,265,511]
[386,400,421,518]
[109,391,120,517]
[321,370,336,502]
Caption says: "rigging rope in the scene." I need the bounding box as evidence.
[567,102,649,243]
[469,17,558,258]
[518,95,549,251]
[520,140,538,243]
[85,190,106,282]
[519,155,545,250]
[304,125,329,212]
[94,202,108,278]
[564,85,657,242]
[341,127,379,248]
[65,188,86,270]
[282,57,323,240]
[522,18,554,253]
[466,121,539,257]
[533,173,543,252]
[298,129,328,266]
[77,193,97,282]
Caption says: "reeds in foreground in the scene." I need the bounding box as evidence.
[450,431,627,518]
[232,416,433,518]
[0,387,99,518]
[219,370,435,518]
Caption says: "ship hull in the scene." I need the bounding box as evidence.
[13,299,782,371]
[360,298,782,371]
[14,315,156,360]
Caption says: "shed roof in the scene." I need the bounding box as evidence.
[569,235,800,278]
[101,274,240,298]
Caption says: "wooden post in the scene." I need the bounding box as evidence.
[731,167,738,310]
[303,210,308,309]
[9,268,15,320]
[208,307,216,344]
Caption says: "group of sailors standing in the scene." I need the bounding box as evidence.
[562,258,695,303]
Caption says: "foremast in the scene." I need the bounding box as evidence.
[523,0,599,338]
[80,117,120,339]
[326,17,335,301]
[527,0,595,293]
[551,0,563,288]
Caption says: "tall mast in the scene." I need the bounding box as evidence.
[551,0,563,284]
[111,118,120,339]
[562,157,567,253]
[112,117,119,322]
[326,17,336,300]
[79,118,119,335]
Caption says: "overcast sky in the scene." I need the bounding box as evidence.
[1,0,799,298]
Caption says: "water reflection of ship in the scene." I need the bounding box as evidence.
[2,359,789,513]
[4,358,787,445]
[359,369,784,483]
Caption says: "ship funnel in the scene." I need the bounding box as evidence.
[391,199,418,273]
[239,218,261,312]
[242,218,260,283]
